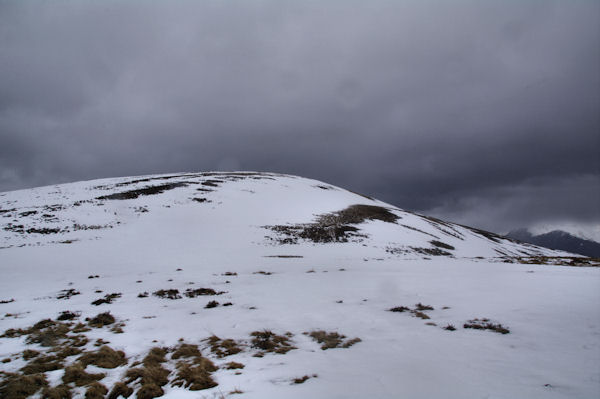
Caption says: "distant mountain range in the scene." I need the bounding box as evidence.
[507,228,600,258]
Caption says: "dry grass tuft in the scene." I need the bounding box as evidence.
[135,383,164,399]
[91,293,121,306]
[184,288,224,297]
[206,336,243,358]
[464,319,510,334]
[126,347,170,398]
[153,289,181,300]
[107,382,133,399]
[87,312,115,328]
[20,354,64,374]
[172,362,218,391]
[57,311,80,321]
[250,330,296,354]
[0,372,48,399]
[389,306,410,313]
[224,361,244,370]
[62,364,105,386]
[41,384,72,399]
[84,382,108,399]
[412,311,430,320]
[306,330,361,350]
[78,346,127,369]
[22,349,39,361]
[414,303,434,311]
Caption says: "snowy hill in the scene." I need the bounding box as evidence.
[0,172,599,399]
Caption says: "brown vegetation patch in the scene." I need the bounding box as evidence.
[204,300,219,308]
[463,318,510,334]
[0,372,48,399]
[250,330,296,354]
[78,346,127,369]
[305,330,361,350]
[444,324,456,331]
[57,289,80,300]
[292,374,317,384]
[57,311,80,321]
[184,288,224,297]
[22,349,39,361]
[264,204,398,244]
[505,256,600,267]
[62,364,105,386]
[171,361,218,391]
[20,354,64,374]
[107,382,133,399]
[206,336,243,358]
[87,312,115,328]
[91,293,121,306]
[224,361,244,370]
[96,182,188,201]
[84,382,108,399]
[125,348,170,398]
[41,384,72,399]
[153,289,181,300]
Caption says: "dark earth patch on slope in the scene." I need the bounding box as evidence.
[264,204,399,244]
[96,183,190,201]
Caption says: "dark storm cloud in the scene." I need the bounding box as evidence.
[1,0,599,235]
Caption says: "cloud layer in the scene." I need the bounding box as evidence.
[1,1,598,234]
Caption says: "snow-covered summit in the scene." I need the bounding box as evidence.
[0,171,570,260]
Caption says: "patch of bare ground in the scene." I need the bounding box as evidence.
[206,336,243,358]
[305,331,361,350]
[463,318,510,334]
[264,204,399,244]
[96,182,189,201]
[250,330,296,355]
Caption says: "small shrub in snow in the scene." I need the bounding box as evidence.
[444,324,456,331]
[152,289,181,300]
[250,330,296,354]
[463,318,510,334]
[91,293,121,306]
[204,300,219,308]
[87,312,115,328]
[305,330,361,350]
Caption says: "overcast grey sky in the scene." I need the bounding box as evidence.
[1,0,599,236]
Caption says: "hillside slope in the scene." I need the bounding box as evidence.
[1,172,598,399]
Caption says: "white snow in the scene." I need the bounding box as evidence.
[0,172,598,398]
